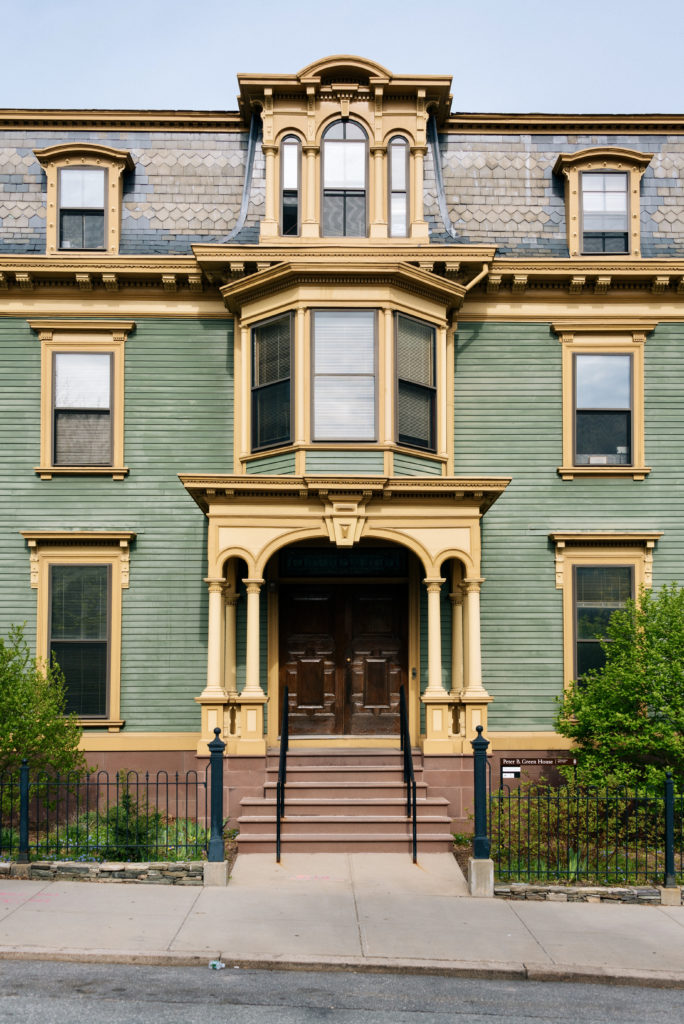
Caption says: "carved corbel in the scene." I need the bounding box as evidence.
[75,273,92,291]
[486,274,502,294]
[162,274,177,293]
[652,276,670,294]
[512,275,527,294]
[569,276,585,294]
[15,272,33,290]
[102,273,119,291]
[594,276,611,294]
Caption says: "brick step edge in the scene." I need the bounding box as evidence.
[494,882,684,905]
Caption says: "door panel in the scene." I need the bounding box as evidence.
[279,582,406,736]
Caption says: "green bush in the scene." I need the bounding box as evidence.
[556,583,684,788]
[491,778,680,885]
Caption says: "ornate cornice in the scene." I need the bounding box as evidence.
[0,110,244,132]
[0,255,204,294]
[482,258,684,297]
[445,113,684,135]
[179,473,511,514]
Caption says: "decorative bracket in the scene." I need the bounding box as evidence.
[322,494,369,548]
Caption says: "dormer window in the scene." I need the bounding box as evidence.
[388,137,409,238]
[59,167,106,250]
[34,143,133,255]
[322,120,367,237]
[280,136,301,236]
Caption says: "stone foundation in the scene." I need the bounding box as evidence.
[0,860,204,885]
[494,882,684,905]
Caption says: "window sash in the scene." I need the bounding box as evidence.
[251,313,293,450]
[574,565,633,678]
[53,352,113,466]
[388,138,409,238]
[574,354,633,466]
[49,563,110,718]
[280,137,300,236]
[395,313,436,451]
[322,121,367,237]
[581,172,629,253]
[312,310,376,441]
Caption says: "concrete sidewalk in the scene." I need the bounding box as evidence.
[1,853,684,988]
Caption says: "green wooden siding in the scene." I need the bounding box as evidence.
[0,316,234,734]
[454,321,684,733]
[305,449,384,474]
[394,451,443,476]
[246,451,296,475]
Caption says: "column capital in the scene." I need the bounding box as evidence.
[243,577,265,595]
[302,144,320,155]
[410,145,428,157]
[449,589,464,606]
[463,576,485,594]
[262,144,278,156]
[204,576,226,594]
[370,146,386,157]
[423,577,446,593]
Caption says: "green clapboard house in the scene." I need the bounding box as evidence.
[1,55,682,844]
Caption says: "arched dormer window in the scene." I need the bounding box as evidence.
[388,136,409,237]
[322,120,367,237]
[280,135,301,236]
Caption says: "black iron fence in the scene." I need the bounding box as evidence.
[490,774,684,886]
[0,736,228,864]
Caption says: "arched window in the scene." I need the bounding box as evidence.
[388,137,409,237]
[322,120,367,237]
[280,135,300,236]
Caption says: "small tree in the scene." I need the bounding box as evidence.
[0,624,86,776]
[555,583,684,787]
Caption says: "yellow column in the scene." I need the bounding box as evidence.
[422,576,451,753]
[223,587,239,698]
[461,576,492,739]
[410,145,429,241]
[238,577,267,754]
[301,145,319,238]
[261,144,278,238]
[369,146,387,238]
[195,577,228,754]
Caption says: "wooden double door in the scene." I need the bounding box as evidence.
[279,583,407,736]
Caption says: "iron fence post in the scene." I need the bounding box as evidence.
[665,772,676,888]
[18,759,29,863]
[471,725,490,859]
[207,728,226,863]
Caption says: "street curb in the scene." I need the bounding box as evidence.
[1,948,684,988]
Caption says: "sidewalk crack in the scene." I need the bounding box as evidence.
[349,855,367,958]
[508,901,556,964]
[166,886,204,952]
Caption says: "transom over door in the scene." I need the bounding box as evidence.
[279,584,407,735]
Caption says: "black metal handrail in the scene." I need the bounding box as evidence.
[276,685,289,862]
[399,685,417,862]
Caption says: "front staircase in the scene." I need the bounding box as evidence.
[237,749,454,854]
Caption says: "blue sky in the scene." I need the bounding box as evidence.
[2,0,683,113]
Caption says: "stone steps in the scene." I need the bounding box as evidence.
[237,749,454,854]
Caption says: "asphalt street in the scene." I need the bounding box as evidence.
[2,962,684,1024]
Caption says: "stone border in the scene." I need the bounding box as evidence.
[0,860,204,885]
[495,882,683,905]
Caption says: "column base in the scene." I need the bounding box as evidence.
[458,693,493,742]
[195,693,230,755]
[421,694,454,754]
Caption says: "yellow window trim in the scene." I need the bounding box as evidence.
[34,143,134,256]
[20,530,136,732]
[552,320,656,480]
[29,319,134,479]
[550,531,662,692]
[553,147,653,258]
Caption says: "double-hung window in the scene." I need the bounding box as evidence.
[322,121,368,237]
[396,314,436,451]
[21,530,133,730]
[251,313,293,450]
[59,167,106,250]
[50,564,110,717]
[581,172,628,254]
[574,353,631,466]
[388,137,409,237]
[280,136,300,236]
[53,352,112,466]
[31,320,132,479]
[312,310,376,440]
[574,565,633,677]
